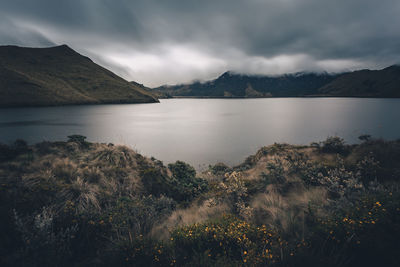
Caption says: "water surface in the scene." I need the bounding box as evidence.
[1,98,399,169]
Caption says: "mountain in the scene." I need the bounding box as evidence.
[0,45,158,107]
[154,66,400,98]
[318,65,400,97]
[154,71,340,97]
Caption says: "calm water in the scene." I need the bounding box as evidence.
[1,98,399,169]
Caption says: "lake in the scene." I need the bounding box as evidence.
[1,98,399,169]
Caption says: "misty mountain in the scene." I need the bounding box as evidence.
[154,66,400,98]
[0,45,158,107]
[154,71,340,97]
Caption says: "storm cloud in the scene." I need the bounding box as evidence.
[1,0,400,86]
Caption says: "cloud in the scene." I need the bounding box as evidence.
[0,16,54,47]
[1,0,400,86]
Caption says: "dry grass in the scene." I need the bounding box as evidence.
[250,185,327,238]
[151,199,230,239]
[0,141,164,215]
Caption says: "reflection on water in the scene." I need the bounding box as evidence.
[1,98,399,169]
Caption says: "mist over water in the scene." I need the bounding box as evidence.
[1,98,399,169]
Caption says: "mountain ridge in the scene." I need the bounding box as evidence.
[153,66,400,98]
[0,44,158,107]
[153,71,340,97]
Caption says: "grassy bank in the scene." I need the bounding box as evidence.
[0,136,399,266]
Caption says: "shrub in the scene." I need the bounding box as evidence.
[216,172,252,219]
[0,139,31,162]
[208,162,231,175]
[167,161,209,203]
[320,136,347,154]
[170,214,283,266]
[141,168,173,197]
[11,207,78,266]
[67,135,87,143]
[0,143,14,162]
[301,191,400,267]
[358,134,371,142]
[311,156,363,199]
[263,158,286,184]
[67,135,89,148]
[35,141,55,155]
[168,161,196,183]
[105,196,176,238]
[11,139,30,154]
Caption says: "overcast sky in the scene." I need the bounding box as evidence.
[1,0,400,87]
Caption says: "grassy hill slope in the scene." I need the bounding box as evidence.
[0,45,158,107]
[319,65,400,97]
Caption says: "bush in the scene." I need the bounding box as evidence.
[105,196,176,238]
[300,191,400,267]
[358,134,371,142]
[35,141,55,155]
[67,135,87,143]
[208,163,231,175]
[168,161,196,183]
[67,135,90,148]
[320,136,347,154]
[141,162,208,204]
[170,214,283,266]
[0,143,14,162]
[0,139,30,162]
[216,172,252,219]
[141,168,174,197]
[10,207,78,267]
[168,161,209,203]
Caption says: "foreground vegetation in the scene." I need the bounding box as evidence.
[0,135,399,266]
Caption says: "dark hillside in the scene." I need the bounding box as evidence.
[319,65,400,97]
[0,45,158,107]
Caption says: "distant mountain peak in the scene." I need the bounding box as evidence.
[219,71,236,78]
[53,44,73,50]
[216,70,334,81]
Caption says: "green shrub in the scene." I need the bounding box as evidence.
[10,207,78,267]
[300,191,400,267]
[167,161,208,203]
[141,168,174,197]
[0,139,31,162]
[208,163,231,175]
[67,134,90,148]
[105,196,176,238]
[170,214,283,266]
[320,136,347,154]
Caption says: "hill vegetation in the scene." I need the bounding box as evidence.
[0,45,158,107]
[319,65,400,97]
[154,66,400,98]
[154,71,338,98]
[0,136,399,266]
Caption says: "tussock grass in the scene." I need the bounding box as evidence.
[0,137,399,266]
